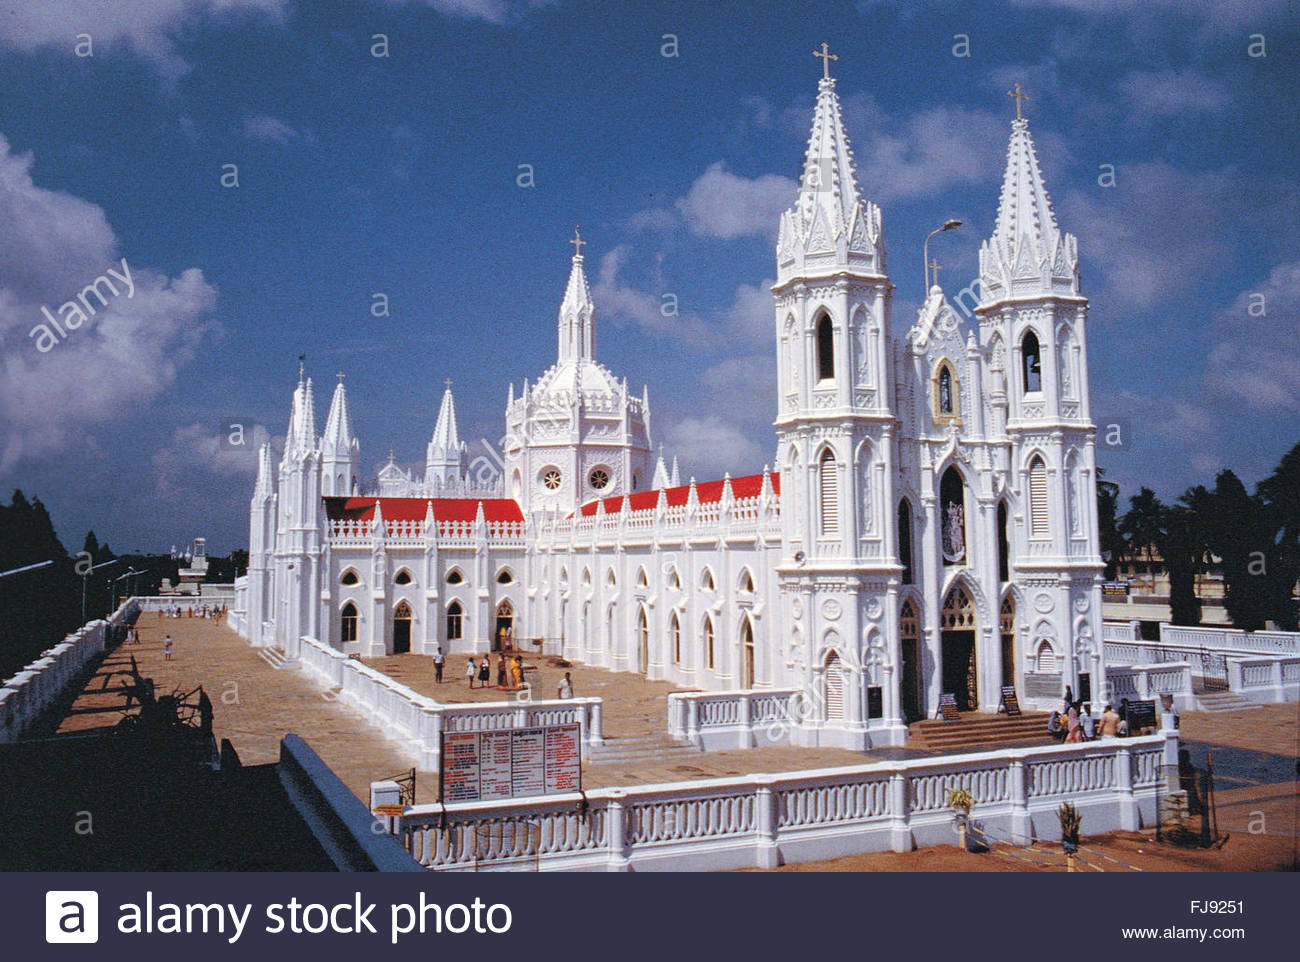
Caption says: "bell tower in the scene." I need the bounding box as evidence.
[774,48,904,747]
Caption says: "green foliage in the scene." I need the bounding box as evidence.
[1058,801,1082,846]
[946,787,974,813]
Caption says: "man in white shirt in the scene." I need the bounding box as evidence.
[557,672,574,699]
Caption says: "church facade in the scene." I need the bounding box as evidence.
[235,66,1105,749]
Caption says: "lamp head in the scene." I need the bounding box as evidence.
[942,220,962,231]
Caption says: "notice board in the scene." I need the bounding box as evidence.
[439,723,582,803]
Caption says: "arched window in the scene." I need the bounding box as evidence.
[819,448,839,536]
[940,467,966,565]
[1022,331,1042,393]
[606,568,617,587]
[582,567,592,587]
[740,616,755,688]
[446,600,463,641]
[823,651,845,720]
[445,568,463,585]
[816,313,834,381]
[670,611,681,664]
[666,566,681,590]
[937,364,954,414]
[1028,456,1050,539]
[1036,639,1057,673]
[340,569,359,586]
[703,615,715,670]
[941,583,977,629]
[496,568,513,584]
[738,568,755,593]
[898,500,914,585]
[700,567,715,591]
[997,501,1010,582]
[340,602,358,643]
[394,568,412,585]
[636,566,649,588]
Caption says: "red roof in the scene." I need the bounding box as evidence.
[323,496,524,524]
[577,472,778,517]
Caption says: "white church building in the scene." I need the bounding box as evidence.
[235,65,1106,749]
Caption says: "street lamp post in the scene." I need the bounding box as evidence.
[923,220,963,297]
[81,559,117,624]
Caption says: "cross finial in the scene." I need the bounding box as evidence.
[928,258,941,287]
[444,378,453,390]
[813,42,837,80]
[570,226,585,257]
[1008,82,1028,121]
[298,354,306,381]
[336,370,345,382]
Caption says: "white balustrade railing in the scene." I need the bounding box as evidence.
[1103,662,1195,708]
[1,598,141,743]
[1159,623,1299,655]
[1228,657,1300,702]
[288,635,605,767]
[397,732,1176,872]
[667,689,802,749]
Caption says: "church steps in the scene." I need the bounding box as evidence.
[906,713,1054,751]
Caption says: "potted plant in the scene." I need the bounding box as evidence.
[946,787,975,851]
[1058,801,1082,871]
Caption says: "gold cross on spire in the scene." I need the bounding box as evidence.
[1008,82,1028,121]
[813,42,837,79]
[570,227,585,257]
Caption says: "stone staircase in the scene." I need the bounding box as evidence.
[906,712,1053,753]
[587,732,703,765]
[1193,691,1262,713]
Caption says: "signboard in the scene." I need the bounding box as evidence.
[372,804,405,817]
[1124,699,1158,734]
[439,723,582,803]
[998,686,1022,717]
[937,693,960,721]
[1102,581,1130,598]
[866,686,883,719]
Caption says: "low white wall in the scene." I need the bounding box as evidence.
[290,634,605,769]
[0,598,140,743]
[399,731,1176,872]
[1104,662,1195,710]
[1230,656,1300,703]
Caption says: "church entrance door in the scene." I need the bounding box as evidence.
[392,602,412,655]
[900,599,921,722]
[941,584,978,711]
[494,600,513,651]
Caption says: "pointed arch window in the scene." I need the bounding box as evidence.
[670,611,681,665]
[446,569,464,585]
[394,568,412,585]
[1028,456,1050,539]
[446,600,463,641]
[340,569,359,586]
[666,566,681,590]
[816,313,835,381]
[940,467,966,565]
[703,615,715,670]
[496,568,513,585]
[700,567,715,591]
[636,566,649,588]
[898,500,914,585]
[1022,331,1042,393]
[340,602,358,644]
[738,568,755,593]
[819,448,839,536]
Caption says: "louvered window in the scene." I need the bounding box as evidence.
[824,652,845,720]
[819,449,839,536]
[1029,457,1049,538]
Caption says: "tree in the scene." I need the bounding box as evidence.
[1119,488,1164,588]
[1257,441,1300,630]
[1095,471,1124,580]
[1190,472,1271,630]
[1161,501,1205,627]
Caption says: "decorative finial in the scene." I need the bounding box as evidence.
[444,378,453,390]
[387,447,395,463]
[336,371,345,383]
[298,354,306,382]
[570,226,585,257]
[1008,82,1028,121]
[813,42,837,80]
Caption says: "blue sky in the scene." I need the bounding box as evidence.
[0,0,1296,553]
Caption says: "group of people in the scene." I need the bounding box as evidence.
[465,654,528,691]
[156,602,227,622]
[1049,687,1138,743]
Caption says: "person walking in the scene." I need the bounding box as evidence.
[466,657,478,689]
[496,655,507,690]
[510,655,523,690]
[164,634,174,661]
[433,646,445,684]
[557,671,574,700]
[478,657,491,689]
[1080,703,1096,741]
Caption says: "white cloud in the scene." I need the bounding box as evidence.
[1008,0,1290,29]
[1205,260,1300,412]
[674,162,797,241]
[662,416,767,482]
[0,0,289,76]
[0,134,217,471]
[242,114,300,144]
[858,106,1010,203]
[1116,69,1231,118]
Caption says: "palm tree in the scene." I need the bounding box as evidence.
[1120,488,1164,590]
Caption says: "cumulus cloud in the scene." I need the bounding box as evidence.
[242,114,300,144]
[1205,260,1300,411]
[0,0,289,76]
[0,135,217,471]
[674,162,797,241]
[662,416,768,482]
[1116,69,1231,118]
[1007,0,1290,29]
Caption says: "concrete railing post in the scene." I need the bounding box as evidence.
[1115,745,1138,831]
[605,791,630,871]
[1009,757,1032,844]
[754,776,779,869]
[587,699,605,746]
[686,698,701,749]
[889,770,912,853]
[739,692,753,748]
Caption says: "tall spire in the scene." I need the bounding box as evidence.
[253,441,275,499]
[652,450,669,490]
[558,228,595,362]
[426,382,466,489]
[777,55,884,283]
[979,114,1079,302]
[320,374,360,496]
[284,373,317,457]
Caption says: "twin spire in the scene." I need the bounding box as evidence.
[557,227,595,362]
